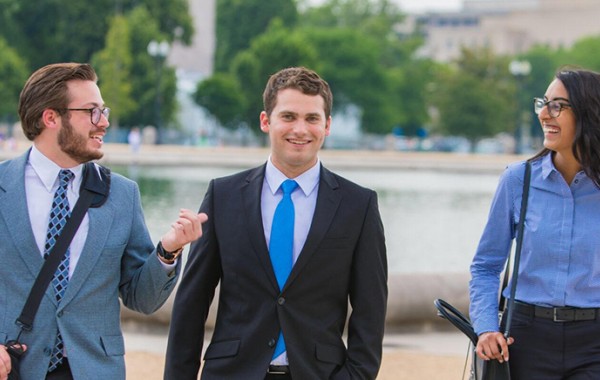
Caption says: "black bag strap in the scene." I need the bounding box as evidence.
[434,161,532,344]
[502,161,532,338]
[15,162,110,333]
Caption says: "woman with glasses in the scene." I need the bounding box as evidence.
[469,67,600,379]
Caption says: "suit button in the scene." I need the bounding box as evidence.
[57,311,63,317]
[44,347,52,356]
[268,339,276,347]
[278,297,285,305]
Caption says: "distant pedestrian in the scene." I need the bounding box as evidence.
[128,127,142,155]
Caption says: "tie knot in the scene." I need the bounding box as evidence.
[281,179,298,195]
[59,169,74,185]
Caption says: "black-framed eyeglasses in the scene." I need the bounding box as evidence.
[533,98,571,118]
[60,107,110,126]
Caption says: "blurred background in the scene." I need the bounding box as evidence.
[2,0,600,155]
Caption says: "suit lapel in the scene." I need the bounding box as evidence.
[0,150,46,278]
[241,165,281,291]
[284,166,341,290]
[59,199,115,308]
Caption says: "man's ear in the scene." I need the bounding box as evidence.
[325,115,332,136]
[259,111,270,133]
[41,108,61,130]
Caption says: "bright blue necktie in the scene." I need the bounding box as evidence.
[44,169,74,372]
[269,179,298,359]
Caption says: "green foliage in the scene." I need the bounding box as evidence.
[229,21,319,131]
[0,37,28,121]
[116,7,177,130]
[563,36,600,72]
[92,15,136,127]
[300,27,393,134]
[0,0,192,72]
[432,48,515,145]
[194,73,246,129]
[0,0,190,132]
[215,0,298,72]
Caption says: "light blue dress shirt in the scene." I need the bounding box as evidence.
[469,152,600,335]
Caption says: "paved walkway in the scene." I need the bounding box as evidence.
[123,325,471,379]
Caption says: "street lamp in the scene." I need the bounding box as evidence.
[509,59,531,154]
[147,40,170,144]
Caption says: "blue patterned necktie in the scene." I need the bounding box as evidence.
[269,179,298,359]
[44,169,74,372]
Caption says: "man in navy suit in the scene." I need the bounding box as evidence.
[165,67,388,379]
[0,63,206,380]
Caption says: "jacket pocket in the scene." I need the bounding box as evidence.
[315,342,346,365]
[100,334,125,356]
[204,339,240,360]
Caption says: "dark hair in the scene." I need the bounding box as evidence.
[530,67,600,187]
[262,67,333,119]
[18,63,98,140]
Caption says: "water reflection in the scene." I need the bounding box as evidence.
[113,164,500,274]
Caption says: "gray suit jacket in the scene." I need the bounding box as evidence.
[165,164,388,380]
[0,150,180,380]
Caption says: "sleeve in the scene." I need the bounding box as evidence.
[469,165,520,335]
[164,180,222,380]
[333,190,388,380]
[119,180,181,314]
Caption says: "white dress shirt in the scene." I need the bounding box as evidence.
[26,145,87,279]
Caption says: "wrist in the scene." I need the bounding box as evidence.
[157,241,183,264]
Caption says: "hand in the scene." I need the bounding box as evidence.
[476,332,514,363]
[0,343,27,380]
[160,209,208,253]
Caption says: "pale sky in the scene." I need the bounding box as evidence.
[395,0,462,13]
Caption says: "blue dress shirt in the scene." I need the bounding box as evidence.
[469,152,600,335]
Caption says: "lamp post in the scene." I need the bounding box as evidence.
[509,59,531,154]
[147,40,170,144]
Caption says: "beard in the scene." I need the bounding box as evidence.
[57,117,103,163]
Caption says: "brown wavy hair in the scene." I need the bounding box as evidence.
[18,63,98,141]
[262,67,333,119]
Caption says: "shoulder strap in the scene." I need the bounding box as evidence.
[16,162,108,332]
[502,161,532,338]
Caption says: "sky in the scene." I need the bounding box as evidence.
[395,0,462,13]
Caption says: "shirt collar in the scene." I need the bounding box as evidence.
[540,152,555,180]
[265,157,320,197]
[29,145,84,192]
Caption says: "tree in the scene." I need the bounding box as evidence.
[0,37,28,124]
[215,0,298,72]
[194,73,246,129]
[114,7,177,133]
[301,27,393,134]
[432,48,514,148]
[0,0,193,72]
[230,21,319,131]
[564,36,600,72]
[92,15,136,128]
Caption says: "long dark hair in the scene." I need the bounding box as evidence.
[530,68,600,187]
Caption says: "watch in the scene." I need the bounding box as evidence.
[157,241,183,262]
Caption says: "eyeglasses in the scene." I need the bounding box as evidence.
[533,98,571,118]
[60,107,110,126]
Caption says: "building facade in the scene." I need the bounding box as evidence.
[411,0,600,62]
